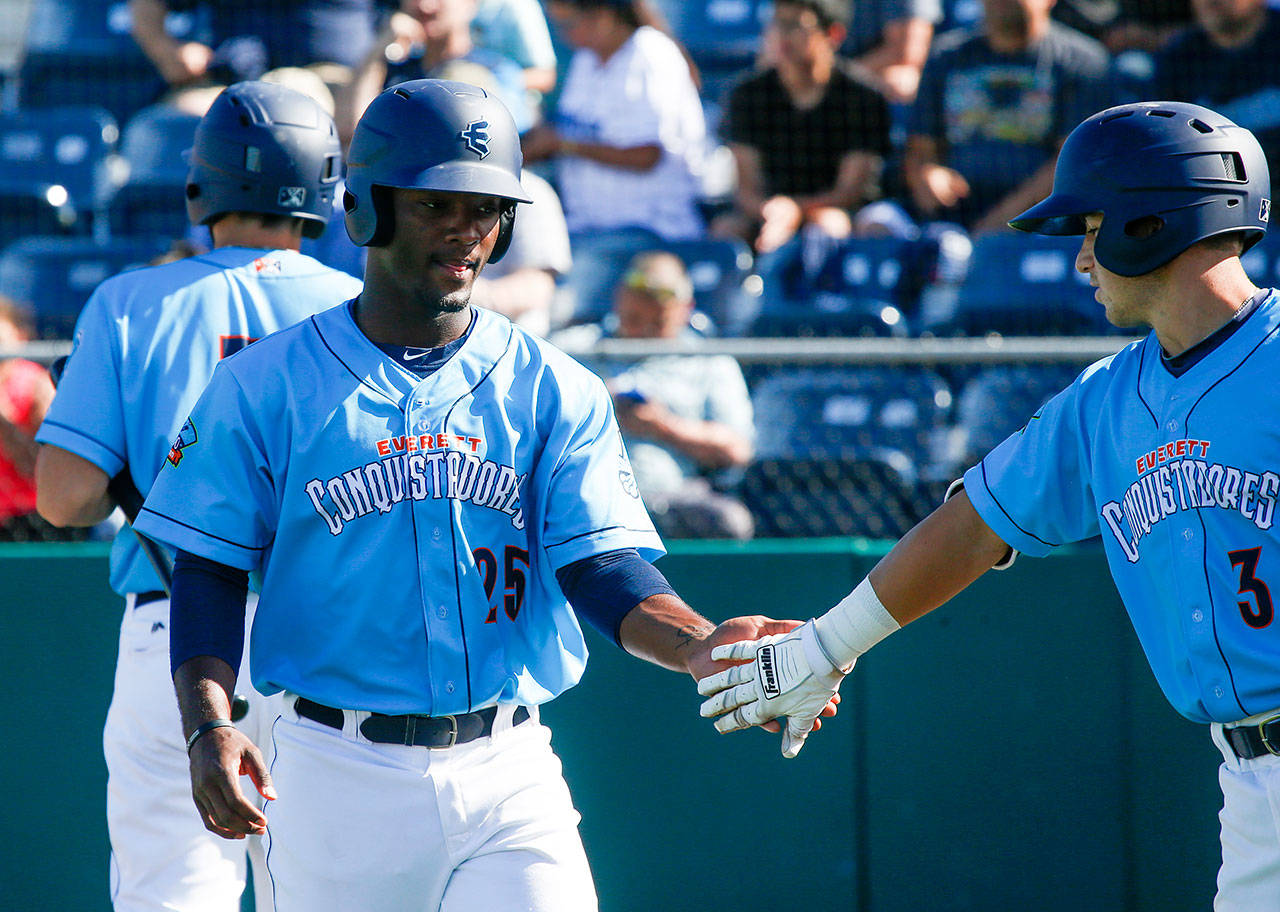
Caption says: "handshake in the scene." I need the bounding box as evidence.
[695,578,900,758]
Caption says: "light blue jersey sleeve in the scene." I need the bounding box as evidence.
[36,291,129,477]
[963,359,1115,557]
[535,365,664,571]
[136,364,278,571]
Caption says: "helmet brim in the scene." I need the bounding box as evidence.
[386,161,533,205]
[1008,192,1096,236]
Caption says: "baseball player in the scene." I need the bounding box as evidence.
[698,100,1280,910]
[131,79,819,911]
[34,82,361,911]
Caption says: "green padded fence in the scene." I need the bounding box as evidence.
[0,541,1220,911]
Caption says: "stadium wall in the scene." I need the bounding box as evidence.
[1,541,1220,911]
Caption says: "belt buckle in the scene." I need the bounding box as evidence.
[435,714,458,749]
[1258,714,1280,756]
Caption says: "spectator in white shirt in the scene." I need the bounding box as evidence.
[522,0,708,242]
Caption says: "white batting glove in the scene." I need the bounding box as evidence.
[696,620,850,758]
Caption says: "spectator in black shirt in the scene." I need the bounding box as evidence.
[712,0,893,254]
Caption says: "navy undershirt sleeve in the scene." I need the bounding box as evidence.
[169,550,250,677]
[555,548,677,647]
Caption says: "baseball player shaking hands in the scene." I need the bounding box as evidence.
[134,80,828,911]
[35,83,360,911]
[700,101,1280,909]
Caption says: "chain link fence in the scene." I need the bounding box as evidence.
[4,335,1131,543]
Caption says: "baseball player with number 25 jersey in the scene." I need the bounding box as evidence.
[35,82,359,911]
[134,79,822,911]
[699,101,1280,910]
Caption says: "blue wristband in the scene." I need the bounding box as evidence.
[555,548,677,646]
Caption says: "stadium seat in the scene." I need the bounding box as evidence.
[119,105,200,184]
[670,236,758,335]
[739,454,923,538]
[0,235,170,337]
[923,232,1121,336]
[0,105,123,238]
[105,106,202,240]
[18,0,174,125]
[559,229,756,333]
[560,228,662,325]
[649,0,767,73]
[750,366,955,474]
[751,235,933,337]
[954,363,1085,466]
[0,189,81,242]
[106,182,191,241]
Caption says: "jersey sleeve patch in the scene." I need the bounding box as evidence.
[166,418,198,467]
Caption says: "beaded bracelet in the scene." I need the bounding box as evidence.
[185,719,236,754]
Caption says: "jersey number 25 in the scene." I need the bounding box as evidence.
[474,546,530,623]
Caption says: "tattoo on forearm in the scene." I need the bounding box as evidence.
[674,623,715,651]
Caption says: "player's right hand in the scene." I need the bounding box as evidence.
[697,620,850,758]
[188,726,276,840]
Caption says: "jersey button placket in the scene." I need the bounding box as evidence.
[406,393,457,711]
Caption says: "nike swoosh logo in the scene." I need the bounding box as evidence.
[402,350,433,362]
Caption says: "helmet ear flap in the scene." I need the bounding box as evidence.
[488,203,517,264]
[345,186,397,247]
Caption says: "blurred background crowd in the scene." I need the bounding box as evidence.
[1,0,1278,543]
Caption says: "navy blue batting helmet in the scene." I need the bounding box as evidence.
[186,81,342,239]
[1010,101,1271,276]
[343,79,532,261]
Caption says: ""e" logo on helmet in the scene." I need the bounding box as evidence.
[459,120,491,159]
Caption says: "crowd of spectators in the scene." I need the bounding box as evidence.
[1,0,1277,539]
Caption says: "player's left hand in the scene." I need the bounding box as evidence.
[697,620,849,758]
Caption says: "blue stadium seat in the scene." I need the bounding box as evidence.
[0,190,81,242]
[0,105,122,237]
[751,235,933,337]
[119,105,200,184]
[0,235,170,337]
[24,0,151,56]
[670,237,757,335]
[650,0,767,72]
[105,106,202,240]
[19,0,176,124]
[744,363,958,538]
[559,229,755,333]
[954,363,1085,466]
[560,228,662,325]
[751,366,955,474]
[739,453,923,538]
[106,182,191,241]
[924,232,1121,336]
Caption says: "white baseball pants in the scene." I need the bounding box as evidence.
[262,701,598,912]
[104,593,278,912]
[1211,722,1280,911]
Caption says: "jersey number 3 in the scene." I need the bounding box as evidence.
[1229,547,1274,629]
[474,546,530,623]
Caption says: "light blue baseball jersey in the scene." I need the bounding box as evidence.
[135,303,664,715]
[37,247,363,596]
[964,289,1280,724]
